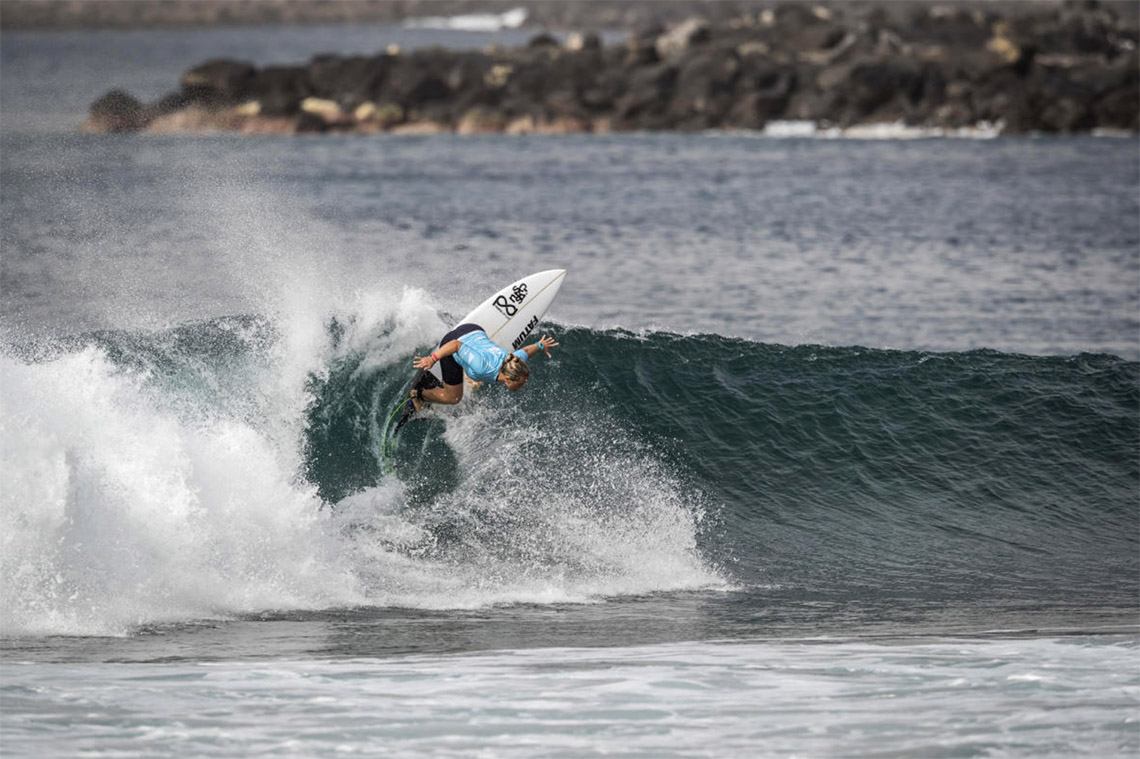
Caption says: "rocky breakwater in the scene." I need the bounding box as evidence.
[84,2,1139,136]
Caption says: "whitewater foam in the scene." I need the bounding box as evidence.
[0,348,364,636]
[2,292,725,636]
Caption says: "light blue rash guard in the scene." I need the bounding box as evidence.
[455,330,529,383]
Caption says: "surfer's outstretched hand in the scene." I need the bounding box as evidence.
[536,335,559,356]
[413,338,463,370]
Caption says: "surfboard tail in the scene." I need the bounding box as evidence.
[389,369,443,438]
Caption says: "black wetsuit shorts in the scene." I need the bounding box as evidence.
[437,323,483,386]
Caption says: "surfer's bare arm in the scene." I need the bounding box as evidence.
[522,335,559,359]
[413,339,462,370]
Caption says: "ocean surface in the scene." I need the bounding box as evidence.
[2,19,1139,759]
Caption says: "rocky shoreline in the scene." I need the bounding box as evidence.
[83,2,1138,137]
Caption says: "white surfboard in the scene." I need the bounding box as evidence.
[425,268,567,383]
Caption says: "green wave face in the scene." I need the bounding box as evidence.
[304,324,1138,597]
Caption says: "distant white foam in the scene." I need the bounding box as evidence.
[760,120,819,138]
[760,119,1004,140]
[405,7,527,32]
[1091,128,1137,138]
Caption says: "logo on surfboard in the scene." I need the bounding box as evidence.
[493,283,529,317]
[512,315,540,349]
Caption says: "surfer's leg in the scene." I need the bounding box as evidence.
[415,323,480,406]
[420,339,469,405]
[421,382,463,405]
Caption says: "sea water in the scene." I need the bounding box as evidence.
[5,637,1136,758]
[2,21,1138,759]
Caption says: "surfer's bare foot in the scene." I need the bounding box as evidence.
[409,389,424,412]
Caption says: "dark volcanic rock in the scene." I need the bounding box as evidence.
[308,54,392,106]
[84,89,149,131]
[85,1,1140,136]
[254,66,311,116]
[180,58,256,106]
[669,51,741,129]
[383,54,451,108]
[837,61,926,124]
[615,62,677,126]
[528,32,561,49]
[1093,60,1140,129]
[730,61,796,128]
[295,110,330,133]
[149,90,191,118]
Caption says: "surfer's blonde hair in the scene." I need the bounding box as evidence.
[500,354,530,382]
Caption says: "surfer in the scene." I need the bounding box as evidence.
[409,323,558,408]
